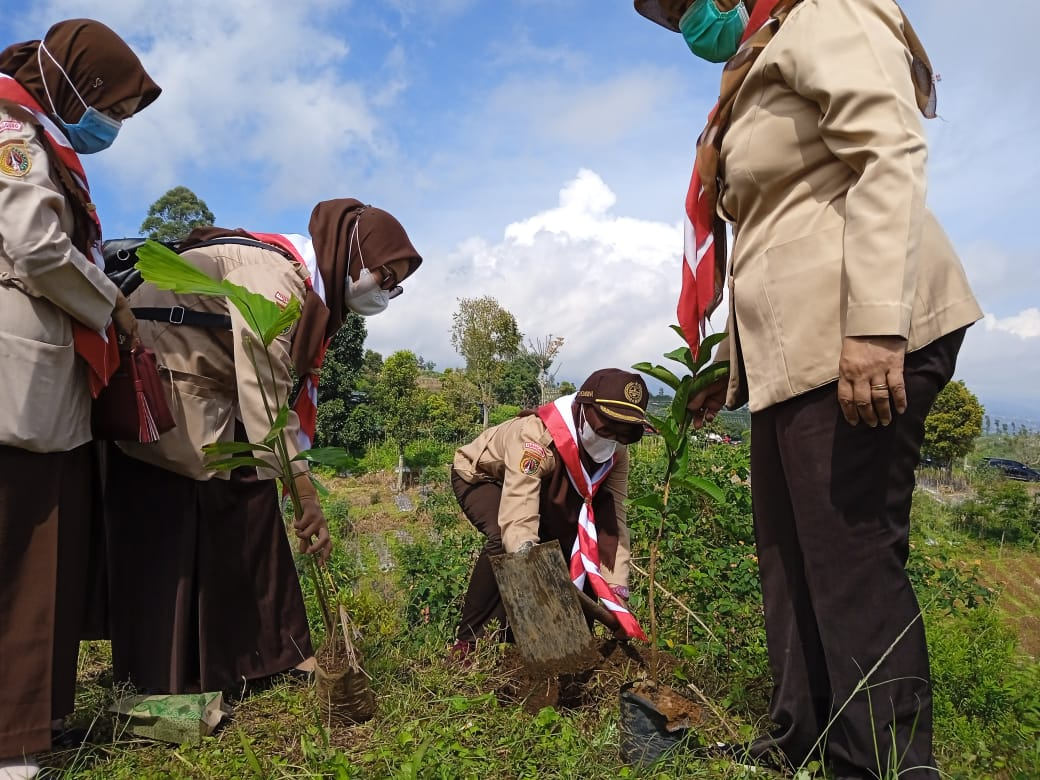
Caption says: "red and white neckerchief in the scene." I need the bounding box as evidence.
[0,74,118,397]
[536,395,647,641]
[247,231,326,451]
[678,1,778,356]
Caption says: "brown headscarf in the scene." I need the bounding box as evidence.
[0,19,161,123]
[180,198,423,376]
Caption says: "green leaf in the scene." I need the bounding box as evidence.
[673,475,726,503]
[202,441,272,456]
[263,405,290,446]
[632,363,681,391]
[261,295,302,346]
[690,361,730,394]
[694,331,728,370]
[135,240,238,298]
[628,493,665,513]
[207,455,278,472]
[663,345,694,371]
[292,447,354,470]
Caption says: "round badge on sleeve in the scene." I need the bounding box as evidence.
[0,141,32,177]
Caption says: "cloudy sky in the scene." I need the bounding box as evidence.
[9,1,1038,424]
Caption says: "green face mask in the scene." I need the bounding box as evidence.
[679,0,750,63]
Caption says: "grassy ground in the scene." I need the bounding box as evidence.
[32,472,1040,779]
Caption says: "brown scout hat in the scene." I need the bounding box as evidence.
[575,369,650,425]
[633,0,694,32]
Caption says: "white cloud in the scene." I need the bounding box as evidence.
[364,169,705,391]
[982,309,1040,340]
[30,0,382,210]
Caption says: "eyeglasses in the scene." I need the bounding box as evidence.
[375,265,398,291]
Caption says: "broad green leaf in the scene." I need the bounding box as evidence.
[135,240,239,298]
[690,361,730,394]
[202,441,272,456]
[673,475,726,503]
[696,331,728,365]
[293,447,354,470]
[263,405,290,446]
[628,492,665,512]
[663,345,694,371]
[207,455,278,472]
[261,295,302,346]
[632,362,681,391]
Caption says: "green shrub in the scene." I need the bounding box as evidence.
[395,526,483,634]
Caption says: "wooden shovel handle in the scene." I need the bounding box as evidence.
[575,589,622,633]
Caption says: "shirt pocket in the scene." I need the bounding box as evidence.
[762,228,845,393]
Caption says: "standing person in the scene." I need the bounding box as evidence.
[451,368,650,658]
[104,199,423,695]
[635,1,982,778]
[0,19,160,778]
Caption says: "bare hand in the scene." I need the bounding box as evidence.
[837,335,908,427]
[112,291,140,350]
[294,497,332,564]
[686,374,729,430]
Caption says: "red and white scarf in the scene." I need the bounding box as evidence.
[247,231,327,451]
[537,395,647,641]
[678,0,789,356]
[0,73,118,397]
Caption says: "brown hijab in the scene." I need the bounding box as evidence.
[180,199,423,376]
[0,19,161,123]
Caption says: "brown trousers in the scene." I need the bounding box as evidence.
[452,469,513,643]
[0,444,91,757]
[748,329,965,779]
[104,447,313,694]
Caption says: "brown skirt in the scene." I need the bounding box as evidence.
[0,444,91,757]
[103,447,314,694]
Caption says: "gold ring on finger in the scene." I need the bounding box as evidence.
[871,384,889,390]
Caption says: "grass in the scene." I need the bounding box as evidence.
[31,470,1040,779]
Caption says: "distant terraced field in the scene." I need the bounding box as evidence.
[978,550,1040,658]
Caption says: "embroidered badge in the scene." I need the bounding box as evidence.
[523,441,546,458]
[274,291,290,308]
[0,141,31,177]
[624,381,644,404]
[519,453,542,475]
[0,119,23,133]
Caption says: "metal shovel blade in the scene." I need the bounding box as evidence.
[490,542,598,675]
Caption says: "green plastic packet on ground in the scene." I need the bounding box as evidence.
[110,692,228,745]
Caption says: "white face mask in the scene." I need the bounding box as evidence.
[579,409,617,463]
[344,217,390,316]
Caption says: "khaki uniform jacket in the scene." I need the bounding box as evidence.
[0,100,118,452]
[118,242,312,480]
[716,0,982,411]
[453,414,632,588]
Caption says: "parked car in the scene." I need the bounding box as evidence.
[979,457,1040,482]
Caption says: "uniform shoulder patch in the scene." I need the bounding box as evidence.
[0,141,31,178]
[274,290,290,308]
[519,439,546,475]
[0,119,24,133]
[523,441,546,458]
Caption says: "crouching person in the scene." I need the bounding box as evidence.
[450,368,650,660]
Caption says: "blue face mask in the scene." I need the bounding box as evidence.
[37,43,124,154]
[679,0,750,63]
[59,107,122,154]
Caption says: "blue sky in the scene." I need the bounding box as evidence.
[8,1,1039,424]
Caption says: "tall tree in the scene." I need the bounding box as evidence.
[922,380,984,471]
[450,296,522,427]
[372,350,426,455]
[525,334,565,404]
[314,313,369,451]
[140,186,215,241]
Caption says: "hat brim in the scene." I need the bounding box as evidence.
[596,403,649,426]
[633,0,683,32]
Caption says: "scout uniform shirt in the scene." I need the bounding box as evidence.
[0,99,117,452]
[453,413,633,589]
[118,240,312,481]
